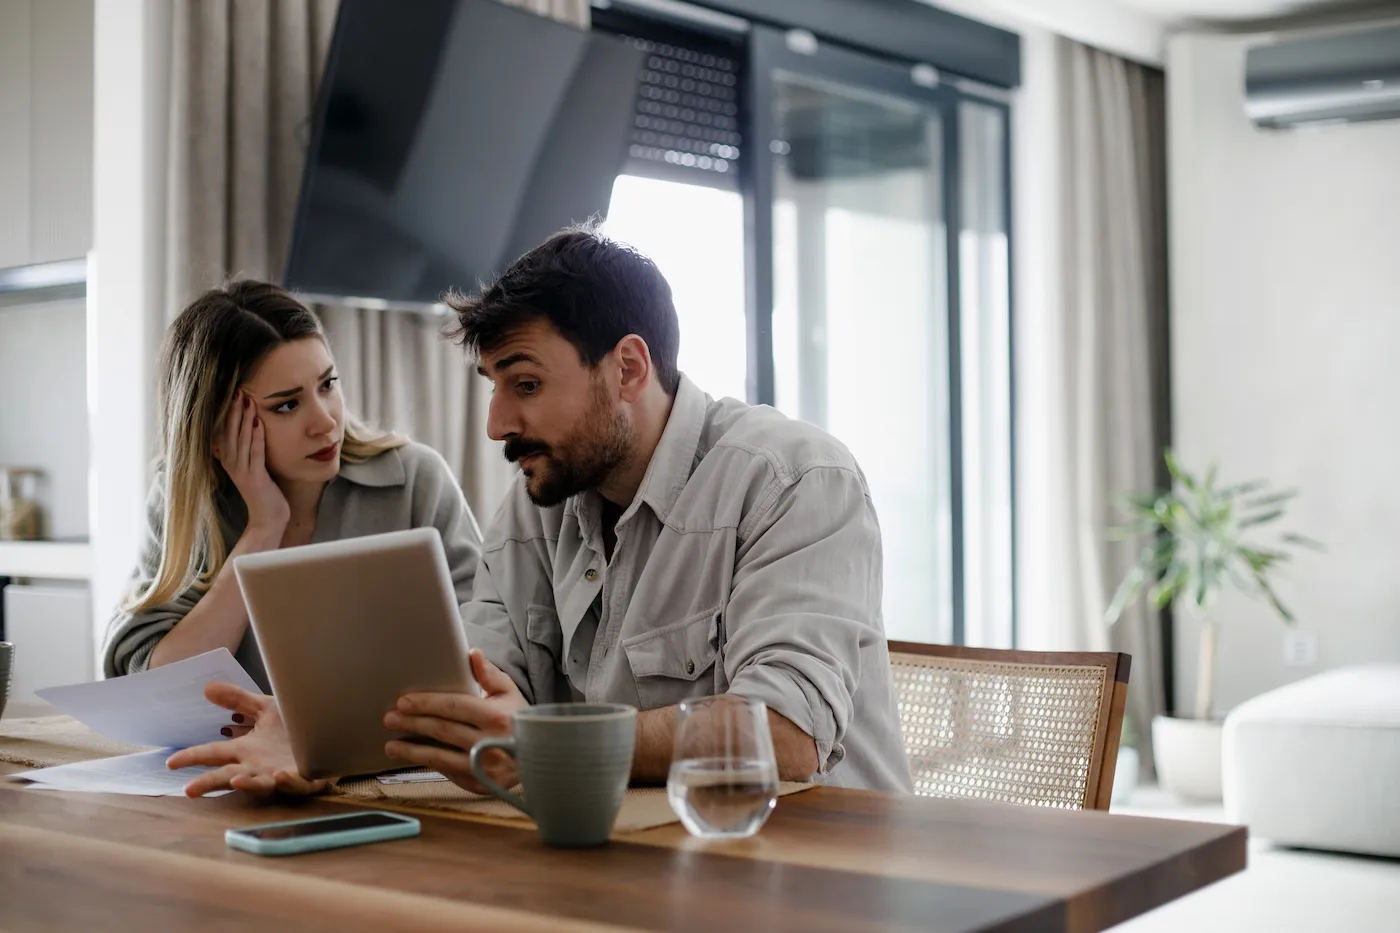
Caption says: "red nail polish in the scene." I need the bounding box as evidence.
[221,727,232,737]
[232,713,245,724]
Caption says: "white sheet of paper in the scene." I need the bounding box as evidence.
[35,648,262,749]
[13,749,233,797]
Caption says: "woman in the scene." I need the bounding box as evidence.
[103,280,482,702]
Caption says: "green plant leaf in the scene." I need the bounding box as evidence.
[1238,546,1289,573]
[1218,479,1269,500]
[1223,562,1254,593]
[1243,489,1298,509]
[1150,559,1190,608]
[1238,508,1285,529]
[1194,555,1214,611]
[1105,564,1146,625]
[1251,571,1296,623]
[1164,450,1196,491]
[1120,491,1166,511]
[1108,522,1160,541]
[1281,532,1325,551]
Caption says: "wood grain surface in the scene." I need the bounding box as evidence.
[0,761,1245,933]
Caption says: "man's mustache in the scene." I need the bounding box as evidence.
[503,438,551,463]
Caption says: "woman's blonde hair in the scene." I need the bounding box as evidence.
[124,280,404,612]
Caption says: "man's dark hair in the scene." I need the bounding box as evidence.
[446,224,681,395]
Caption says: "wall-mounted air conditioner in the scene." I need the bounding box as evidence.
[1246,22,1400,129]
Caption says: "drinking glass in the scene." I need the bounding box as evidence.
[666,695,780,839]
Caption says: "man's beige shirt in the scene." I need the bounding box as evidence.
[465,376,913,792]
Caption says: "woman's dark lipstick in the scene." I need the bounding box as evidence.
[309,442,339,462]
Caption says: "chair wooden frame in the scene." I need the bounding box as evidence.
[887,642,1132,811]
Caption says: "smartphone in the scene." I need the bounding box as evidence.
[224,811,420,856]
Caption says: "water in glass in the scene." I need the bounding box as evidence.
[667,757,779,838]
[666,696,781,839]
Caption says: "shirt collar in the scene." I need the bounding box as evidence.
[335,447,407,488]
[634,374,708,524]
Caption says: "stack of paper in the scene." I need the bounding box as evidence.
[15,749,233,796]
[12,649,260,796]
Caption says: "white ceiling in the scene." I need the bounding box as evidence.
[1117,0,1382,23]
[925,0,1392,69]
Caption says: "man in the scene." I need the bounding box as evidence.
[172,226,913,795]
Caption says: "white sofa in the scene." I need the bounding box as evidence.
[1223,665,1400,857]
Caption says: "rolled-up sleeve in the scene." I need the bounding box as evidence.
[722,466,882,773]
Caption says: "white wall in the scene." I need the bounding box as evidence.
[1168,30,1400,713]
[919,0,1166,66]
[0,0,93,268]
[0,0,93,541]
[89,0,169,656]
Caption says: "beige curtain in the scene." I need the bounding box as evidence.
[164,0,587,518]
[1053,38,1171,775]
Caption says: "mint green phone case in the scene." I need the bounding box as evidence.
[225,811,420,856]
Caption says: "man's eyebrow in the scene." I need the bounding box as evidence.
[476,352,540,377]
[263,366,335,399]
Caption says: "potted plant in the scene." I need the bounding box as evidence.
[1106,450,1320,801]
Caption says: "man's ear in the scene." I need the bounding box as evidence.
[614,334,653,403]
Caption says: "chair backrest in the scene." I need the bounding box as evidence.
[887,642,1130,811]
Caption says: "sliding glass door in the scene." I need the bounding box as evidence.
[591,7,1015,648]
[747,28,1012,647]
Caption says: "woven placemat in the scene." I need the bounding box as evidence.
[330,772,813,834]
[0,715,154,769]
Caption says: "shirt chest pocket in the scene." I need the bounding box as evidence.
[525,604,567,704]
[622,607,725,710]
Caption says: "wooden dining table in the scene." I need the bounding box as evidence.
[0,756,1244,933]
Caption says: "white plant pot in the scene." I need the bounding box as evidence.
[1110,745,1140,806]
[1152,715,1224,802]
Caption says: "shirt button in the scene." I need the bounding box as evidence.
[585,568,598,582]
[685,659,696,675]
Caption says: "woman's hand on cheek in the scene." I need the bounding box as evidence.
[214,391,290,535]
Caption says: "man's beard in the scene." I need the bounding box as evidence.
[503,382,633,508]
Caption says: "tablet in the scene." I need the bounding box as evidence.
[233,527,478,779]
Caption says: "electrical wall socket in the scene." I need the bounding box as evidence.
[1283,630,1318,667]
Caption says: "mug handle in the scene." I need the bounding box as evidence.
[469,737,529,816]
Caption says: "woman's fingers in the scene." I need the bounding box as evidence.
[229,772,277,796]
[215,393,241,466]
[167,740,241,770]
[204,682,268,719]
[274,770,329,796]
[238,395,255,474]
[251,417,266,475]
[178,761,323,798]
[182,763,245,797]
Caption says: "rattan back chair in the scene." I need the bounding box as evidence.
[887,642,1130,811]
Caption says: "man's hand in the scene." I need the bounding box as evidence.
[167,682,329,798]
[383,649,527,793]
